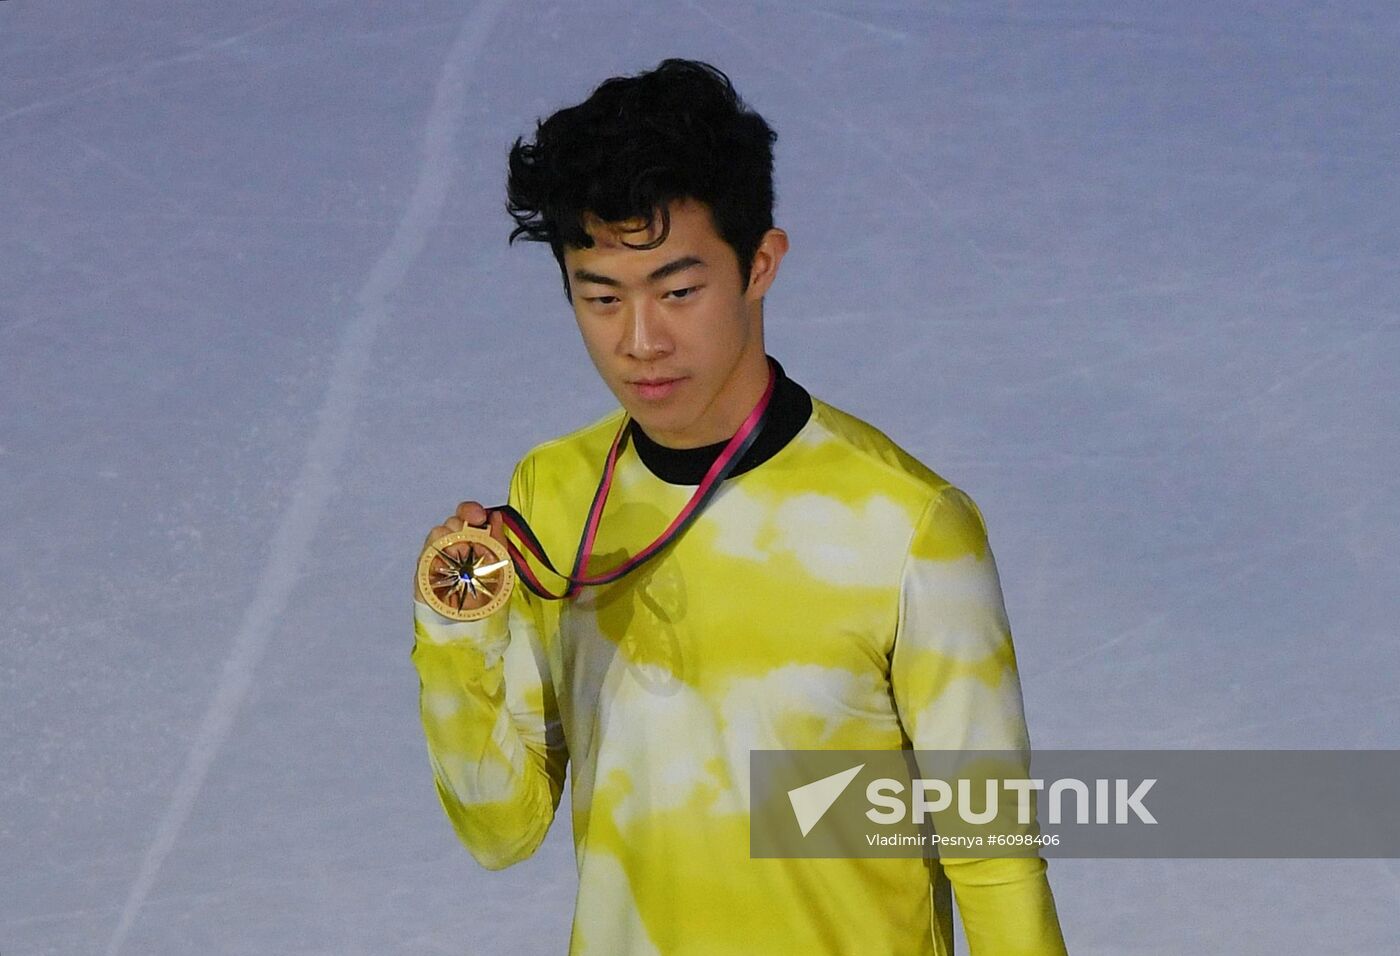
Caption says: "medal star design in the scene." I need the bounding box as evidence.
[433,543,508,610]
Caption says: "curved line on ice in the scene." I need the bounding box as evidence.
[103,3,511,952]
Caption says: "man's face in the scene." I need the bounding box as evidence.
[563,198,787,449]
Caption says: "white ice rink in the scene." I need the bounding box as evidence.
[2,1,1398,953]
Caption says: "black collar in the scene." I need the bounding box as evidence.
[628,358,813,486]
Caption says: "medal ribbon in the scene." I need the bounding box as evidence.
[490,360,777,602]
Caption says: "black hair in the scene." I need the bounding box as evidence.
[506,58,778,297]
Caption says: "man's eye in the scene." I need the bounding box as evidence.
[588,295,620,306]
[666,286,701,300]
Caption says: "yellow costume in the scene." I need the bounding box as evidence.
[412,364,1066,954]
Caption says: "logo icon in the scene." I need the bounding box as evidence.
[787,763,864,836]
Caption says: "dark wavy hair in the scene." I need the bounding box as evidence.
[506,59,778,297]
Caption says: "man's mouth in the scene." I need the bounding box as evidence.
[629,376,684,401]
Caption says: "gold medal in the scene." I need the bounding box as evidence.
[417,527,515,621]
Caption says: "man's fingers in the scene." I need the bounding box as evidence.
[423,503,494,545]
[423,502,495,553]
[455,501,489,526]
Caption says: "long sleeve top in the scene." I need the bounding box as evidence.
[412,378,1067,955]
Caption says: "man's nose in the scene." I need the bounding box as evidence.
[621,301,673,360]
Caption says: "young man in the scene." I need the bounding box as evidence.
[412,59,1066,954]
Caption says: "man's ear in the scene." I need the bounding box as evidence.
[745,227,789,300]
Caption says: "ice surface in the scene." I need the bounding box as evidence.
[2,1,1397,953]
